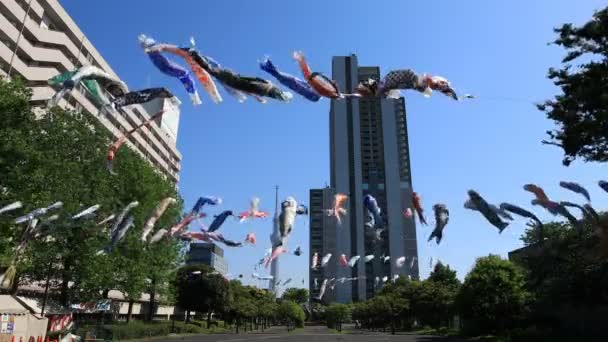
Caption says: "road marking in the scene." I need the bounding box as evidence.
[217,336,284,342]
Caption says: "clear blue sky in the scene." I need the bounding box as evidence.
[62,0,607,288]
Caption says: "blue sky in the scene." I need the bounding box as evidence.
[62,0,607,289]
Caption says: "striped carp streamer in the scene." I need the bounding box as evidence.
[311,252,320,269]
[464,200,513,221]
[428,204,449,244]
[98,215,134,255]
[239,197,269,222]
[395,256,406,268]
[168,214,202,237]
[203,54,248,102]
[48,70,109,108]
[355,69,459,100]
[316,279,328,300]
[404,208,413,218]
[191,196,222,215]
[599,181,608,193]
[149,228,168,244]
[209,232,243,248]
[110,201,139,236]
[499,203,543,229]
[531,199,579,228]
[208,210,235,232]
[348,255,361,267]
[113,87,175,109]
[245,232,256,245]
[107,110,166,175]
[260,56,321,102]
[72,204,100,220]
[293,246,302,256]
[363,194,384,229]
[139,34,201,105]
[97,214,115,226]
[144,43,222,104]
[523,184,551,205]
[584,204,600,223]
[141,197,176,242]
[48,65,128,109]
[15,202,63,224]
[559,181,591,202]
[184,48,292,102]
[293,51,342,99]
[277,197,306,247]
[467,190,509,233]
[339,254,348,267]
[0,201,22,215]
[364,254,374,263]
[321,253,332,267]
[325,193,348,226]
[265,246,287,268]
[412,192,428,225]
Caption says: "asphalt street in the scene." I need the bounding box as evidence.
[154,326,460,342]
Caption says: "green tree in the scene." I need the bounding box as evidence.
[282,288,308,304]
[519,221,571,246]
[516,217,608,334]
[0,77,183,311]
[277,300,305,330]
[538,7,608,166]
[412,262,460,328]
[457,255,530,335]
[428,262,460,288]
[325,303,351,331]
[174,264,229,325]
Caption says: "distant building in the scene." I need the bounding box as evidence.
[186,243,228,275]
[309,55,419,303]
[309,187,338,302]
[0,0,182,182]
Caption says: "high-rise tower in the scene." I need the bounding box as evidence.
[309,55,419,303]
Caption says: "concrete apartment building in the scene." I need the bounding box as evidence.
[0,0,182,182]
[310,55,419,303]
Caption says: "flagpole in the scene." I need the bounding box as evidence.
[7,0,33,78]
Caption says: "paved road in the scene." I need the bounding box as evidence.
[155,325,460,342]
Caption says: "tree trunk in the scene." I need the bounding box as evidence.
[185,310,190,323]
[59,269,70,306]
[207,311,212,328]
[390,317,395,335]
[147,278,156,321]
[126,300,134,323]
[236,318,240,334]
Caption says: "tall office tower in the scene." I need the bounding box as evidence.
[309,187,341,303]
[186,242,228,275]
[323,55,419,302]
[0,0,182,182]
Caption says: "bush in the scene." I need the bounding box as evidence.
[74,320,224,340]
[325,303,351,330]
[457,255,530,336]
[277,301,305,329]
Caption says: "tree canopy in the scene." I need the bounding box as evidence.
[456,255,530,335]
[0,78,183,316]
[282,288,309,304]
[538,6,608,166]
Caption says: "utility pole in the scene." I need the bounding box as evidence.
[270,186,279,295]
